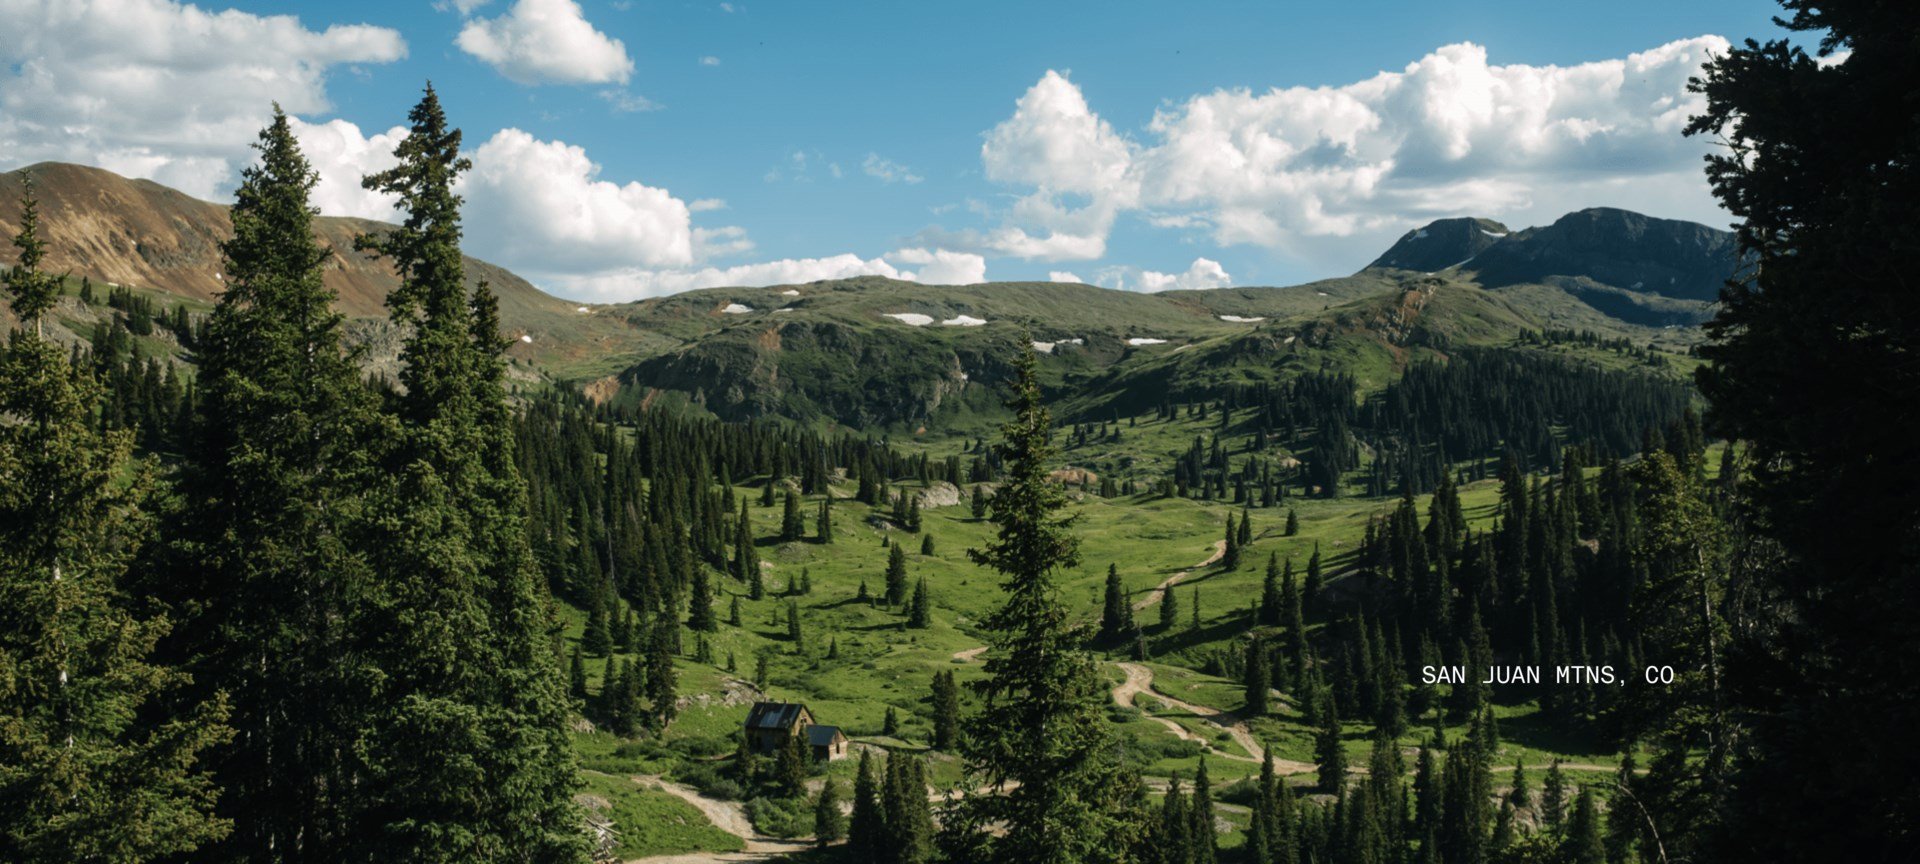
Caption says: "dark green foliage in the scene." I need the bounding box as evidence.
[1564,787,1604,864]
[849,750,882,860]
[1243,638,1270,716]
[930,671,960,751]
[1221,512,1242,570]
[881,753,933,864]
[814,780,845,847]
[350,85,584,861]
[584,591,613,655]
[781,489,803,541]
[1315,692,1345,793]
[568,647,588,702]
[1285,507,1299,536]
[1099,563,1135,643]
[785,600,804,649]
[1541,759,1567,835]
[737,500,761,598]
[945,346,1138,864]
[1688,30,1919,855]
[884,543,909,607]
[907,577,931,629]
[0,201,231,860]
[920,533,935,556]
[646,612,678,728]
[687,566,716,632]
[3,176,58,328]
[775,729,808,798]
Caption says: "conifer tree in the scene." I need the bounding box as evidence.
[1304,543,1323,616]
[1316,692,1347,793]
[931,670,961,751]
[584,590,613,655]
[883,754,934,864]
[569,647,588,702]
[729,595,743,628]
[782,489,803,541]
[646,611,679,729]
[946,346,1134,863]
[885,543,909,606]
[908,577,931,628]
[352,85,583,860]
[146,108,388,862]
[1565,787,1604,864]
[0,183,231,862]
[1541,759,1568,835]
[1191,758,1218,864]
[1222,513,1242,570]
[1099,563,1135,642]
[1160,580,1181,631]
[736,500,761,597]
[1259,552,1283,626]
[921,533,936,556]
[688,566,717,632]
[775,729,809,797]
[786,601,804,649]
[1285,507,1300,536]
[816,496,834,543]
[814,779,846,847]
[849,750,884,860]
[1244,638,1271,715]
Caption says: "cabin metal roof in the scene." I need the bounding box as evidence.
[745,701,808,731]
[806,725,845,747]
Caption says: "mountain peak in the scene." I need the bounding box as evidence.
[1466,207,1741,301]
[1365,217,1511,273]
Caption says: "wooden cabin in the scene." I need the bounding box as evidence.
[743,701,847,762]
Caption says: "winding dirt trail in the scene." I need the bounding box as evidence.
[1112,661,1318,775]
[951,645,987,663]
[1134,540,1228,612]
[626,776,811,864]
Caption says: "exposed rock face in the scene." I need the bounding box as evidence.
[1465,207,1743,302]
[1367,217,1512,273]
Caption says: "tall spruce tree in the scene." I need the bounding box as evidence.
[945,346,1135,864]
[0,179,231,863]
[161,109,385,862]
[885,542,909,607]
[1099,563,1134,643]
[352,85,583,862]
[1687,7,1920,853]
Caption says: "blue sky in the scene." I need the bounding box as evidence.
[1,0,1791,300]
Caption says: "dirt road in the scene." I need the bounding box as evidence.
[626,777,811,864]
[1133,540,1228,613]
[1112,661,1318,775]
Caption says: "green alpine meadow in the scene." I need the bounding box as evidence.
[0,0,1914,862]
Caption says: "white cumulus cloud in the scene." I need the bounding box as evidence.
[971,37,1730,266]
[887,248,986,284]
[0,0,405,199]
[1048,271,1083,283]
[560,255,907,301]
[1097,258,1233,293]
[289,117,407,221]
[457,0,633,85]
[461,128,693,272]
